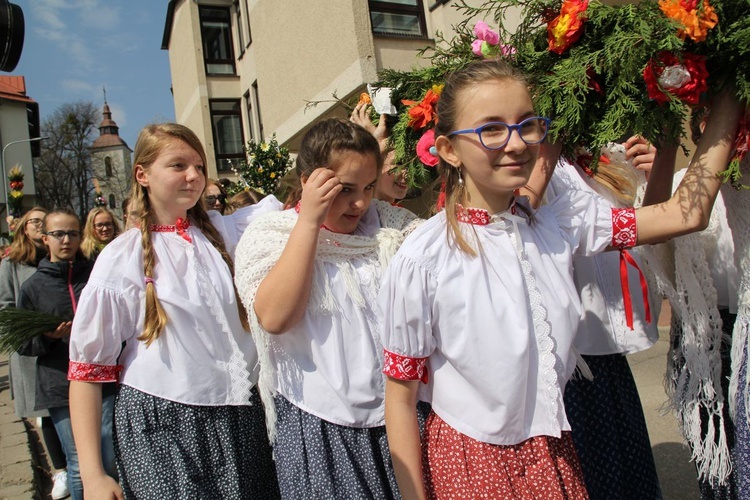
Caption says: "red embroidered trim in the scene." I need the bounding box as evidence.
[383,349,428,383]
[456,200,517,226]
[149,217,192,243]
[68,361,122,383]
[611,208,637,249]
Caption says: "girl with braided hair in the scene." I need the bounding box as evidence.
[67,123,280,499]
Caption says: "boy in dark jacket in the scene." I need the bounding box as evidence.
[18,209,117,500]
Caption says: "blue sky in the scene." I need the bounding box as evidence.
[12,0,175,149]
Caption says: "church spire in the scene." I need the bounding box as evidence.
[92,88,129,149]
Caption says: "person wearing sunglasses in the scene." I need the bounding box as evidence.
[205,178,228,214]
[81,207,122,261]
[17,208,117,500]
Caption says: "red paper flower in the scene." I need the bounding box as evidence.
[587,67,603,95]
[416,129,439,167]
[732,111,750,162]
[547,0,589,55]
[401,85,443,131]
[643,52,708,105]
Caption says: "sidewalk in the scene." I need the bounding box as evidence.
[0,355,39,499]
[628,300,701,499]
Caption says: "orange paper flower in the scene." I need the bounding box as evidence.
[659,0,718,42]
[401,85,444,131]
[547,0,589,55]
[358,92,371,105]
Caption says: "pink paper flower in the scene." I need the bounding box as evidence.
[474,21,500,46]
[416,129,439,167]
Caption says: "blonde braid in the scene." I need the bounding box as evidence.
[136,196,168,347]
[189,206,250,331]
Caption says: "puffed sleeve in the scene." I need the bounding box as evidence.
[67,277,137,383]
[209,195,284,257]
[543,183,616,256]
[377,252,437,383]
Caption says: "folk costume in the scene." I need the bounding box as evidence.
[68,197,282,500]
[378,184,639,499]
[235,199,420,500]
[547,158,662,500]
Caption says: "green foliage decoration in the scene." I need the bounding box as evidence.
[226,135,293,197]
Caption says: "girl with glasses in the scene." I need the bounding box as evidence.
[0,208,72,499]
[205,178,228,214]
[17,208,117,500]
[379,59,741,499]
[81,207,121,261]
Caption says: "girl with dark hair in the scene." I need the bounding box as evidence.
[68,123,279,499]
[379,59,741,499]
[235,118,421,499]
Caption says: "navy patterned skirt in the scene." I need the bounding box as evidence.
[114,385,280,500]
[563,353,662,500]
[272,395,401,499]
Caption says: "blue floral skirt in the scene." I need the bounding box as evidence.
[114,385,279,500]
[563,353,662,500]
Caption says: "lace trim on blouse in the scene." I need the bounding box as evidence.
[454,203,562,425]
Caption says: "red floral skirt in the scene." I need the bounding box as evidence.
[423,412,589,500]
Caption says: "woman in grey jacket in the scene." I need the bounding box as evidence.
[0,207,70,499]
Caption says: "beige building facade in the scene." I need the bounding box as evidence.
[162,0,509,179]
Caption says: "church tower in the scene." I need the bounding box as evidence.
[90,89,132,220]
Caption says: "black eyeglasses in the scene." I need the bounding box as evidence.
[94,222,113,229]
[45,230,81,241]
[205,195,226,205]
[26,218,44,227]
[448,117,551,150]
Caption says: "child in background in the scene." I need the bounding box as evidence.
[68,123,279,500]
[379,59,740,499]
[18,208,116,500]
[235,118,420,499]
[351,103,410,204]
[80,207,121,261]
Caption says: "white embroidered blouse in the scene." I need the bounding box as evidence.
[234,200,420,431]
[547,159,660,355]
[379,189,631,446]
[67,197,283,406]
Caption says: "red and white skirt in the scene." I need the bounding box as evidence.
[423,411,589,499]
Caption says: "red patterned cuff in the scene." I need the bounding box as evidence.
[68,361,122,383]
[611,207,637,249]
[383,349,428,383]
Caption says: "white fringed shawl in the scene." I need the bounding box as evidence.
[639,210,733,486]
[234,200,420,442]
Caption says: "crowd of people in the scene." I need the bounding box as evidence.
[1,58,746,500]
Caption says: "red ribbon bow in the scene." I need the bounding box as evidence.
[175,217,191,243]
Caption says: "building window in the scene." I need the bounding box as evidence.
[105,156,113,177]
[243,90,254,143]
[244,0,252,46]
[200,7,236,75]
[234,1,245,56]
[109,194,116,209]
[210,99,244,172]
[252,81,264,141]
[369,0,427,38]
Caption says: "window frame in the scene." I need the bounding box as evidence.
[234,1,245,57]
[199,6,236,76]
[368,0,428,39]
[252,81,264,141]
[244,0,252,47]
[209,98,245,173]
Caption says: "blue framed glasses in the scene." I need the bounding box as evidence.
[448,117,551,150]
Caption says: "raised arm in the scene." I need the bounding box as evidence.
[634,90,742,245]
[253,168,342,333]
[385,378,427,500]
